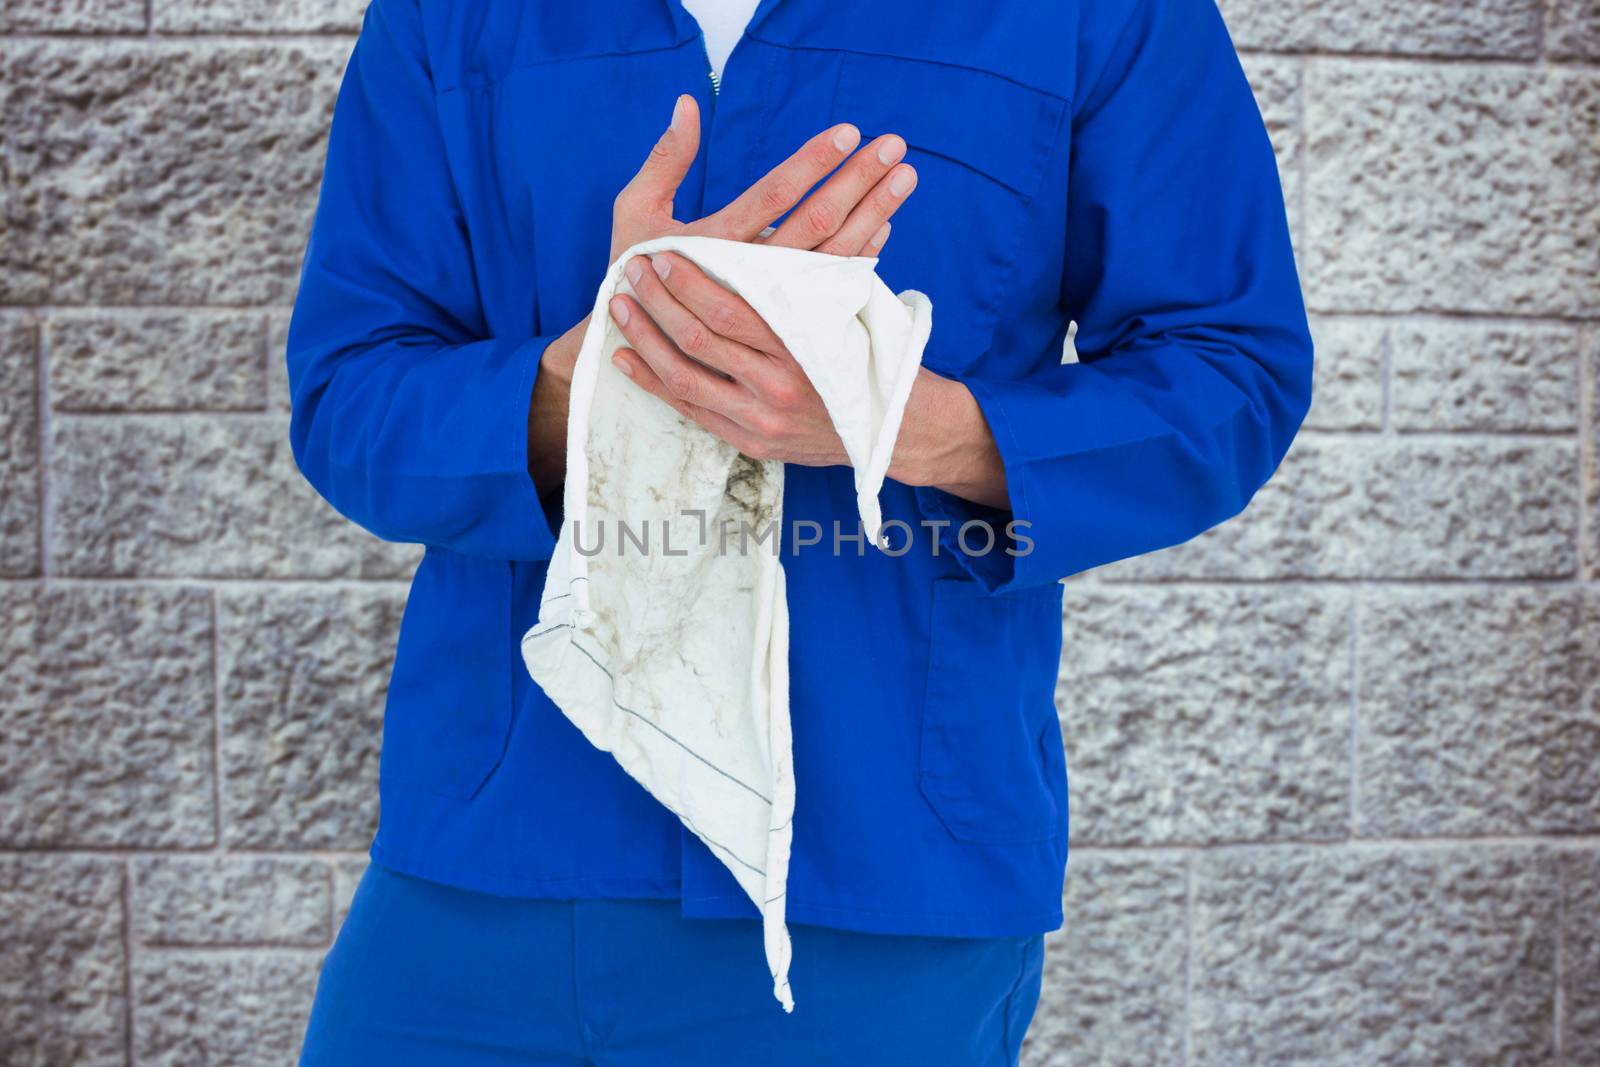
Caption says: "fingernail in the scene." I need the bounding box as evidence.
[870,221,890,248]
[832,124,860,152]
[625,258,643,286]
[670,95,688,131]
[877,135,905,165]
[612,353,633,377]
[651,254,671,280]
[890,166,916,197]
[610,297,629,326]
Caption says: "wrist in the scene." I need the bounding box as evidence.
[540,315,587,387]
[888,370,979,487]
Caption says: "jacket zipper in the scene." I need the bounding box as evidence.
[699,34,721,98]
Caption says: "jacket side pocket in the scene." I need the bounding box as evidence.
[918,576,1066,845]
[380,546,516,801]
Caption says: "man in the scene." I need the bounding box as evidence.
[287,0,1312,1062]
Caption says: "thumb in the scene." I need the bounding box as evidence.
[621,94,700,211]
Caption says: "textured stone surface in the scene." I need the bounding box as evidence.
[154,0,368,33]
[1563,848,1600,1059]
[1356,586,1600,836]
[0,41,349,306]
[1020,853,1188,1067]
[50,415,420,578]
[0,6,1594,1064]
[1219,0,1542,57]
[1193,845,1559,1066]
[1390,320,1582,431]
[1303,316,1384,431]
[1059,585,1351,846]
[0,317,41,576]
[268,309,293,412]
[48,311,268,412]
[133,950,322,1067]
[1586,329,1598,580]
[132,856,330,946]
[332,856,370,928]
[217,586,403,849]
[1548,0,1600,60]
[1305,63,1599,317]
[0,856,126,1067]
[0,0,143,33]
[1102,435,1578,579]
[0,585,215,847]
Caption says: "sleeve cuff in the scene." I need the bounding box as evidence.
[911,373,1044,594]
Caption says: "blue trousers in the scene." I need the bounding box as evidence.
[298,863,1044,1065]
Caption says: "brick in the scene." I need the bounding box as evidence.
[0,318,41,576]
[0,0,143,33]
[1306,62,1599,317]
[1303,316,1384,431]
[1220,0,1542,58]
[217,586,404,848]
[153,0,368,33]
[1562,848,1600,1059]
[0,856,126,1067]
[132,950,322,1067]
[1548,0,1600,60]
[1059,585,1351,845]
[48,311,268,412]
[0,41,349,306]
[1356,586,1600,836]
[1102,435,1578,579]
[267,309,293,412]
[1020,853,1187,1066]
[0,585,215,848]
[1193,845,1558,1066]
[132,856,330,946]
[1391,320,1582,431]
[49,414,420,579]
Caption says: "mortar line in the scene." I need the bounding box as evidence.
[1579,326,1593,580]
[1554,854,1565,1061]
[1348,587,1361,836]
[210,589,226,853]
[121,858,135,1067]
[34,314,51,580]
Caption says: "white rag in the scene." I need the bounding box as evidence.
[519,234,932,1012]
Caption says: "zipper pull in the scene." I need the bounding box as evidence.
[709,67,721,97]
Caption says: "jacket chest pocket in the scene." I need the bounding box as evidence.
[919,576,1067,845]
[830,52,1068,376]
[380,548,517,801]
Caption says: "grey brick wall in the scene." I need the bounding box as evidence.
[0,2,1593,1064]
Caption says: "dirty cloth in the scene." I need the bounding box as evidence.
[520,234,932,1012]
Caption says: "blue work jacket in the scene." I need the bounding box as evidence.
[286,0,1313,937]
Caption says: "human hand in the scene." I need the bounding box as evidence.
[529,93,918,488]
[609,92,917,262]
[607,252,1009,510]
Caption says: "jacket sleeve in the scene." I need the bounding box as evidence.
[284,0,561,562]
[916,0,1314,593]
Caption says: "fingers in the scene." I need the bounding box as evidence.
[635,251,786,357]
[606,287,748,417]
[765,134,915,254]
[613,95,701,219]
[813,158,916,256]
[698,123,863,241]
[618,253,765,378]
[610,347,766,456]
